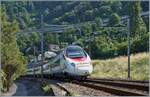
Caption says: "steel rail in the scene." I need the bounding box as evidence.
[49,76,149,96]
[84,79,149,91]
[21,76,149,96]
[73,81,148,96]
[55,83,72,96]
[88,77,149,83]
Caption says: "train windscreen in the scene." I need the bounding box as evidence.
[66,46,86,58]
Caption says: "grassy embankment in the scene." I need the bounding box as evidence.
[91,52,149,80]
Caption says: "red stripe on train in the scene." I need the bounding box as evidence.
[70,57,86,62]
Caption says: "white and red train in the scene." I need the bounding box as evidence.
[27,45,93,77]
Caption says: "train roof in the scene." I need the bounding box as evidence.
[27,59,52,69]
[65,45,82,49]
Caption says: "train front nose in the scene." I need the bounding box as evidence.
[74,63,93,76]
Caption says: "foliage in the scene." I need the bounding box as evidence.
[1,6,27,92]
[95,17,103,27]
[1,1,149,60]
[109,13,120,26]
[1,1,149,26]
[17,32,40,57]
[0,70,6,92]
[128,1,147,37]
[92,52,148,80]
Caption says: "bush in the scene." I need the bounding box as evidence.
[91,52,148,80]
[0,70,6,92]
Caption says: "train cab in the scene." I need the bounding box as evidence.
[63,45,93,76]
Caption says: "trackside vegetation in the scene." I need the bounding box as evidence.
[92,52,149,80]
[1,6,27,92]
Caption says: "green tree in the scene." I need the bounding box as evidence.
[1,6,27,91]
[95,17,103,28]
[44,8,49,16]
[99,5,112,18]
[60,27,76,44]
[111,1,122,13]
[128,1,147,37]
[109,13,120,26]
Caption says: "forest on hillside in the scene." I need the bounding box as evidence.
[1,1,149,59]
[2,1,149,59]
[2,1,149,28]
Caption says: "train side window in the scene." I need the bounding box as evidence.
[55,58,60,65]
[83,50,87,57]
[53,58,60,67]
[62,54,65,60]
[28,70,32,72]
[45,65,49,68]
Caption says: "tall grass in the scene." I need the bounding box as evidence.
[91,52,149,80]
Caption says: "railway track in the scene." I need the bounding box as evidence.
[73,80,148,96]
[52,83,72,96]
[88,77,149,83]
[22,77,72,96]
[22,76,149,96]
[52,77,149,96]
[85,78,149,91]
[40,78,72,96]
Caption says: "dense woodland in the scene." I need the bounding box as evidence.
[0,1,149,92]
[2,1,149,58]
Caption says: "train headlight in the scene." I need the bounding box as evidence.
[71,63,76,67]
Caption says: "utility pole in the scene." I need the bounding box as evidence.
[33,46,36,78]
[40,14,44,80]
[89,36,91,57]
[127,19,131,79]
